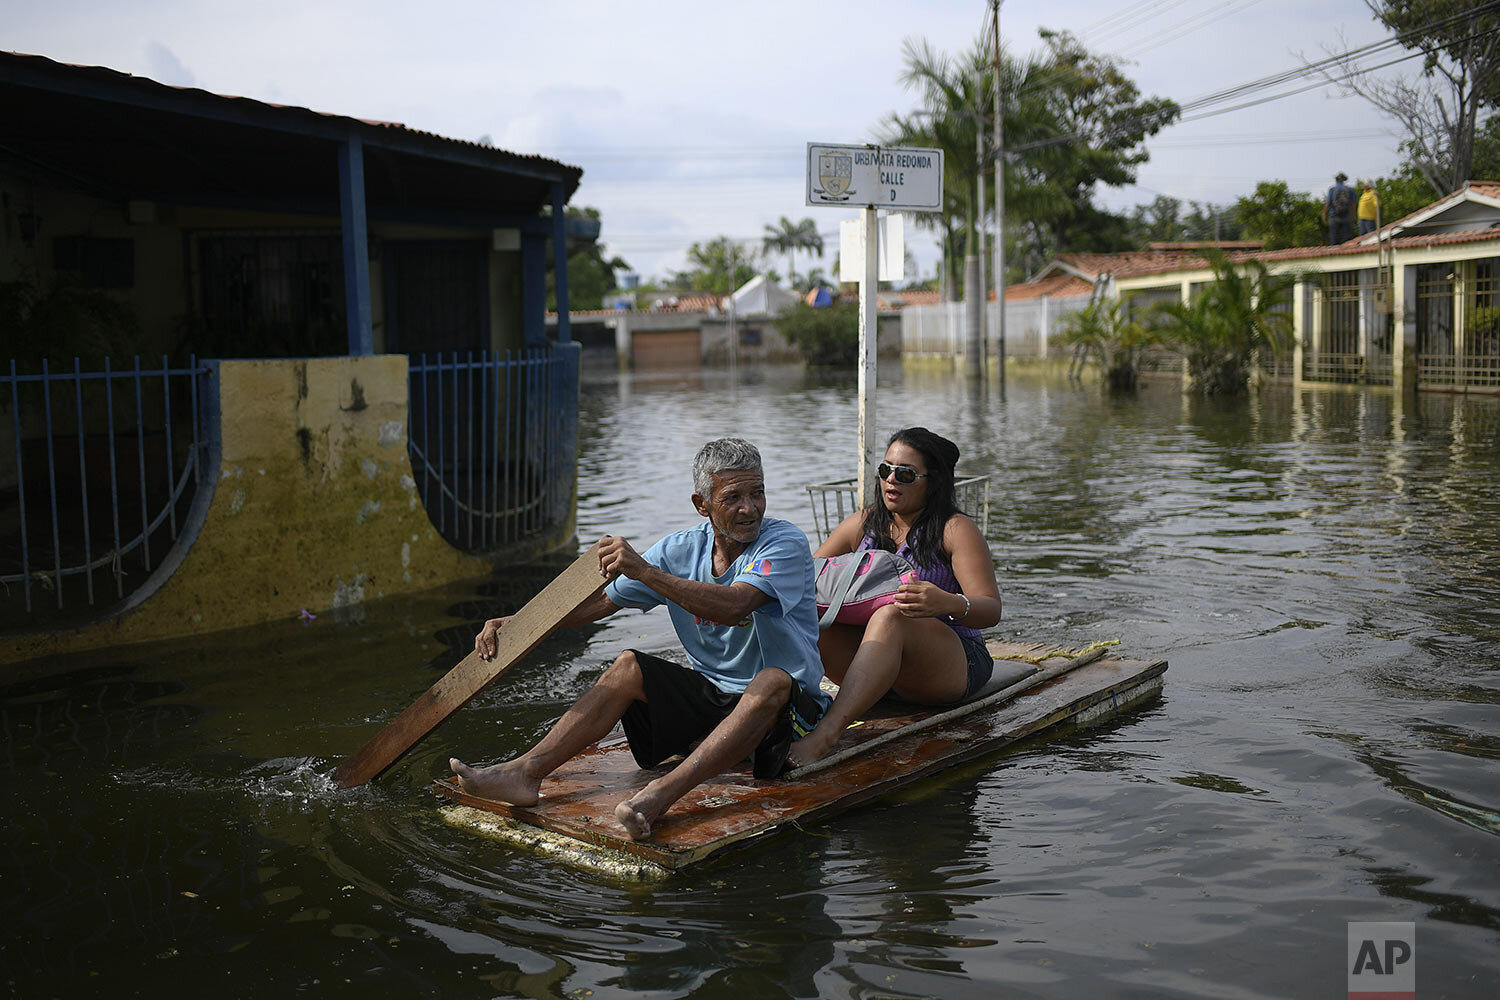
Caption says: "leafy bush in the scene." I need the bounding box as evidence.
[1153,250,1295,395]
[0,278,143,366]
[1056,296,1157,390]
[776,301,859,366]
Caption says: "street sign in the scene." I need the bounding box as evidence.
[839,214,903,282]
[806,143,944,211]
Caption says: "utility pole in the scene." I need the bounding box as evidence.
[728,242,738,382]
[992,0,1006,384]
[976,116,987,376]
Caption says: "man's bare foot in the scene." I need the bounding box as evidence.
[614,799,654,841]
[449,757,541,806]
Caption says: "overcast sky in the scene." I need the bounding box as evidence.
[10,0,1414,284]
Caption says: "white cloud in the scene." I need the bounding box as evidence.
[143,40,196,87]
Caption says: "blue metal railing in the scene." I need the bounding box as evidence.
[2,356,213,627]
[407,346,578,553]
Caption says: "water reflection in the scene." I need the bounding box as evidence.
[5,369,1500,997]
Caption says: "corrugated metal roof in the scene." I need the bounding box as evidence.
[3,49,583,192]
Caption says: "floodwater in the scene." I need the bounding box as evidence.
[4,364,1499,999]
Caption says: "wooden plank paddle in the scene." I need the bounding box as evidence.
[332,541,606,788]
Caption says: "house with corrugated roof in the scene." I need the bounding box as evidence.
[1,50,595,651]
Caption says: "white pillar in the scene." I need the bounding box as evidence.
[1292,279,1306,386]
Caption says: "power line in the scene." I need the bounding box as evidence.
[1091,0,1198,48]
[1172,0,1498,116]
[1081,0,1190,45]
[1118,0,1268,58]
[1005,2,1500,154]
[1179,23,1500,124]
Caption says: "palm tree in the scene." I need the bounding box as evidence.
[883,37,1053,300]
[762,217,824,289]
[1056,295,1156,390]
[1153,250,1296,395]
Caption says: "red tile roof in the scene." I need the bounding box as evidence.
[1054,227,1500,281]
[1147,240,1264,251]
[879,289,943,310]
[1005,273,1092,301]
[1038,181,1500,281]
[1054,250,1210,279]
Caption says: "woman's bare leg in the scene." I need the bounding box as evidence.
[791,608,967,765]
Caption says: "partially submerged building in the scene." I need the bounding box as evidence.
[552,274,902,368]
[902,182,1500,393]
[2,51,594,657]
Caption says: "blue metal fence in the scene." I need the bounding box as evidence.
[2,357,213,628]
[406,345,579,553]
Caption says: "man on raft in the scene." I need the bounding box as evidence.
[450,437,828,841]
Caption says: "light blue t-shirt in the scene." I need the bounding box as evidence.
[605,517,829,710]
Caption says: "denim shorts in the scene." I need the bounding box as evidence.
[959,632,993,701]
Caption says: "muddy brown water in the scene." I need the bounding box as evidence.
[3,366,1498,998]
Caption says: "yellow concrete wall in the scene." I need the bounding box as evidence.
[5,355,571,662]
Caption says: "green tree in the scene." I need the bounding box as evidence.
[761,217,824,289]
[1153,250,1296,395]
[884,30,1173,294]
[1127,195,1186,245]
[667,237,758,295]
[776,301,859,366]
[1470,111,1500,177]
[546,207,630,311]
[1315,0,1500,196]
[1373,165,1442,224]
[883,36,1004,299]
[1056,296,1156,390]
[1234,181,1324,249]
[1182,201,1242,242]
[1013,30,1179,257]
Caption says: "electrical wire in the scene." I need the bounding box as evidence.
[1118,0,1268,58]
[1005,3,1500,154]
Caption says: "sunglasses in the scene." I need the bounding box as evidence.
[877,462,929,484]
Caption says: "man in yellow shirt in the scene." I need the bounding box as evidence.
[1358,180,1380,236]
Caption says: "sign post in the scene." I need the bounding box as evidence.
[806,143,943,503]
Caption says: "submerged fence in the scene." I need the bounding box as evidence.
[2,347,580,632]
[901,297,1088,361]
[1,357,213,629]
[406,346,579,553]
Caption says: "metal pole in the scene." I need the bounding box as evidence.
[993,0,1007,383]
[728,244,738,383]
[857,204,878,504]
[976,118,987,375]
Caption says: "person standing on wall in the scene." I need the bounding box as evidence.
[1357,180,1380,236]
[1323,171,1356,245]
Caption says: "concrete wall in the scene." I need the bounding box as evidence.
[4,355,547,662]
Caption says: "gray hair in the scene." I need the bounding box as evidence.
[692,438,762,497]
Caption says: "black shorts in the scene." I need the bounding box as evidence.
[620,649,825,779]
[959,632,994,702]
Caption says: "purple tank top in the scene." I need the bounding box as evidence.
[857,533,981,638]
